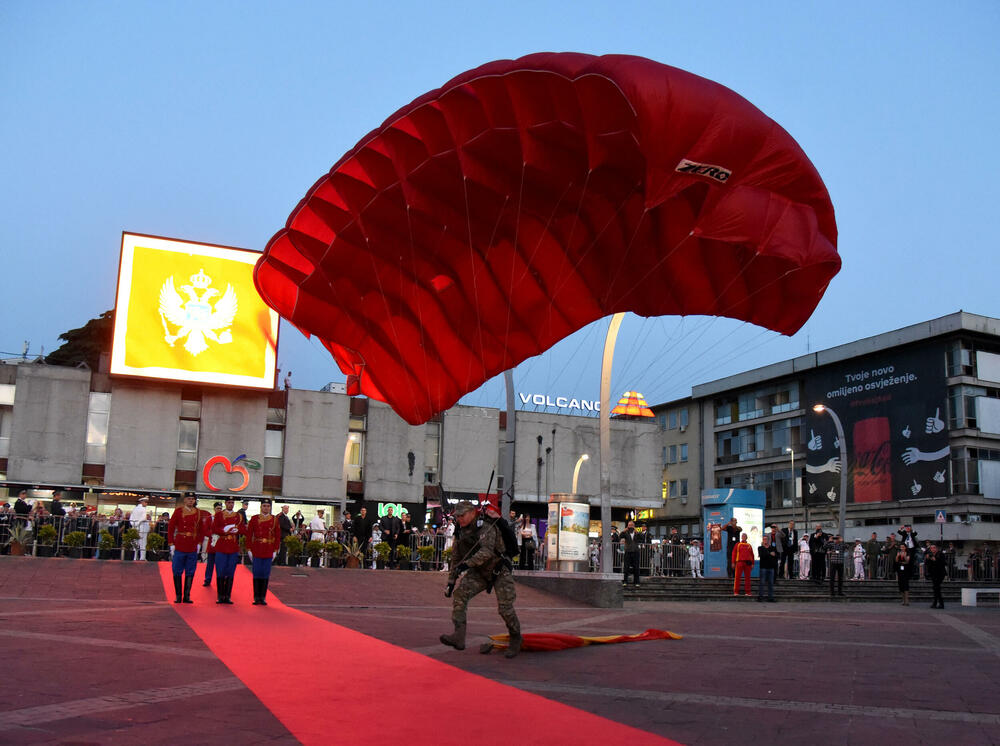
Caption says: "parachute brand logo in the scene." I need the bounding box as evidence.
[159,269,238,356]
[675,159,731,183]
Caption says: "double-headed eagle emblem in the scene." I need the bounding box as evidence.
[159,269,237,356]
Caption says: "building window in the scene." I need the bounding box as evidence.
[680,443,688,462]
[424,421,440,484]
[265,428,284,476]
[679,408,689,429]
[680,478,688,497]
[668,445,677,463]
[177,400,200,471]
[669,480,678,498]
[658,414,667,431]
[668,411,677,429]
[0,383,13,459]
[85,392,111,464]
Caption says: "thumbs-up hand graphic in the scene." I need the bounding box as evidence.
[910,480,922,496]
[925,408,944,434]
[808,430,822,451]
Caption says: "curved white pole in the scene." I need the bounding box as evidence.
[600,313,625,574]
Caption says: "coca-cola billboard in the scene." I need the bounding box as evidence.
[803,343,949,506]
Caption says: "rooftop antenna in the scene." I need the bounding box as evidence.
[22,341,29,359]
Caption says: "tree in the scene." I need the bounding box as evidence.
[45,310,114,371]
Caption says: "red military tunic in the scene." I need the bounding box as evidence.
[213,510,243,554]
[168,506,209,553]
[246,513,281,558]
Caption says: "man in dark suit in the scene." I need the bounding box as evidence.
[379,507,403,566]
[14,490,30,517]
[276,504,293,565]
[780,521,798,579]
[897,524,918,553]
[809,524,830,584]
[352,507,371,553]
[724,518,742,578]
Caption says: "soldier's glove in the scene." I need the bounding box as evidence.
[445,582,455,598]
[169,545,175,558]
[456,562,469,573]
[500,556,513,572]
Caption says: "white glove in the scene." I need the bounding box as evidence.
[272,552,277,560]
[169,545,175,557]
[210,535,219,547]
[248,551,254,560]
[200,551,207,562]
[225,525,238,534]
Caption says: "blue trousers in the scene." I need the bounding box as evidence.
[758,568,775,600]
[214,552,239,579]
[203,552,216,583]
[172,550,197,577]
[251,555,274,579]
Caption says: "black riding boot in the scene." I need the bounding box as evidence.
[260,578,269,605]
[173,575,183,603]
[252,578,262,605]
[182,574,194,603]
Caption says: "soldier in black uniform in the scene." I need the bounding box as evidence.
[440,502,522,658]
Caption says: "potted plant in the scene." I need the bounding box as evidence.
[305,539,324,567]
[283,534,303,567]
[373,541,391,569]
[324,541,343,568]
[5,522,31,556]
[418,544,436,571]
[342,538,364,569]
[63,530,87,559]
[121,528,140,561]
[395,544,412,570]
[146,532,166,560]
[98,530,117,560]
[35,524,58,557]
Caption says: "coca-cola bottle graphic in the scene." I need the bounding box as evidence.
[853,417,892,503]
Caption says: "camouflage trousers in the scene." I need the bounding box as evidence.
[452,569,520,635]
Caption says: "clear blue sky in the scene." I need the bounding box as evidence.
[2,1,997,413]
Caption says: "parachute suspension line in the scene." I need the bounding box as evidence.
[460,173,488,394]
[547,178,643,302]
[637,316,735,395]
[404,202,435,421]
[358,213,426,421]
[680,327,781,391]
[563,320,605,413]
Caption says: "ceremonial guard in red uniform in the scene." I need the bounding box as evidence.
[212,497,243,605]
[168,493,209,604]
[245,498,281,605]
[203,502,223,587]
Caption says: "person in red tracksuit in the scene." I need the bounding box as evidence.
[732,532,755,597]
[244,499,281,606]
[168,493,210,604]
[211,497,243,605]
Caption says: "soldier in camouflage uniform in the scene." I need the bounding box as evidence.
[440,501,522,658]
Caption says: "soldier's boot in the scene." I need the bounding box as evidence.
[504,632,522,659]
[439,623,466,650]
[226,577,236,604]
[260,578,269,606]
[172,575,183,603]
[252,578,263,605]
[182,574,194,604]
[216,578,226,604]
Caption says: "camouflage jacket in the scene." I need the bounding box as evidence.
[449,519,503,582]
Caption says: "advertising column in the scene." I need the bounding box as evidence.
[701,489,766,579]
[546,494,590,572]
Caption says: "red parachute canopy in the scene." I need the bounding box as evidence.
[255,53,839,425]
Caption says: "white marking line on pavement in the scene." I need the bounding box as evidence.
[0,603,167,618]
[683,632,977,654]
[0,677,244,728]
[933,612,1000,659]
[0,628,217,659]
[503,681,1000,725]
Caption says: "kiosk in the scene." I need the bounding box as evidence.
[701,489,766,579]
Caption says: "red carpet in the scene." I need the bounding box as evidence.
[160,564,681,745]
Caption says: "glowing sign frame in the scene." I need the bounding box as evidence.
[110,232,279,389]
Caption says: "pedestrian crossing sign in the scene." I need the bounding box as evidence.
[935,510,947,523]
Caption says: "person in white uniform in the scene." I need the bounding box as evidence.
[129,496,151,561]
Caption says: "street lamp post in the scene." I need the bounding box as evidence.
[784,446,797,522]
[572,454,590,494]
[813,404,848,537]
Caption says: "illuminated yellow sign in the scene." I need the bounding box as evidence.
[110,233,279,388]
